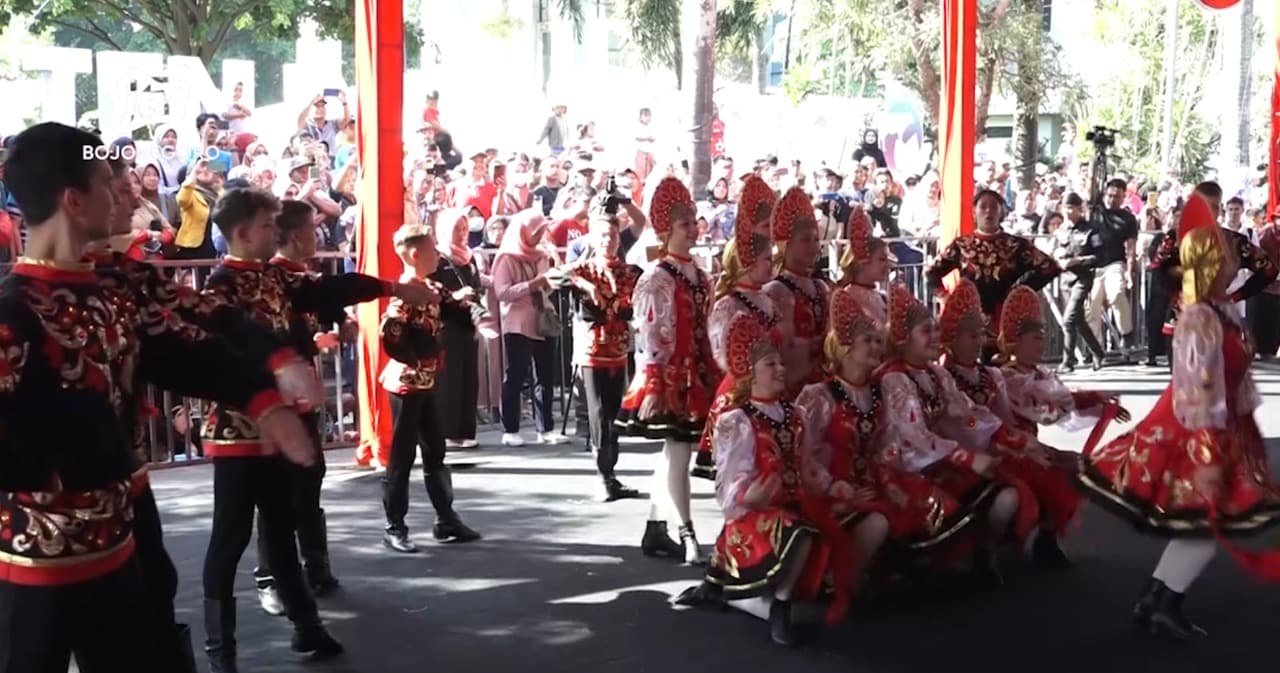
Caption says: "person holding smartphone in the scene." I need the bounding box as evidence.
[187,113,234,175]
[298,90,350,153]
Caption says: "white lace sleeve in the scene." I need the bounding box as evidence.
[986,367,1016,425]
[1002,366,1098,432]
[795,383,836,495]
[632,267,676,366]
[707,296,743,372]
[713,408,757,520]
[1172,303,1228,430]
[932,364,1002,450]
[878,371,959,472]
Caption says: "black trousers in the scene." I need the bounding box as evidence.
[203,457,316,621]
[0,558,160,673]
[133,485,187,669]
[1061,281,1105,365]
[500,333,555,434]
[1145,272,1172,359]
[437,326,479,441]
[253,417,327,585]
[582,366,626,481]
[384,390,447,532]
[1251,293,1280,357]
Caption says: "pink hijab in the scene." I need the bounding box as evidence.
[495,209,550,265]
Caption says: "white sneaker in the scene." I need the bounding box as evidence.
[539,432,569,445]
[501,433,525,447]
[445,439,464,448]
[458,438,479,448]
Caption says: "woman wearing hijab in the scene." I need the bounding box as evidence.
[431,208,485,448]
[138,162,180,227]
[491,210,569,446]
[475,216,509,419]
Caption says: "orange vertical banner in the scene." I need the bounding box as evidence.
[353,0,404,467]
[938,0,978,290]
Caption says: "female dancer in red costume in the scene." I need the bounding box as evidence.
[797,288,985,566]
[616,178,720,565]
[1077,193,1280,640]
[684,316,863,646]
[875,283,1034,585]
[940,280,1114,566]
[992,284,1128,564]
[690,190,779,485]
[830,207,893,326]
[765,187,830,397]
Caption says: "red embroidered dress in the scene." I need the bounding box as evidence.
[765,270,829,397]
[1079,301,1280,536]
[706,401,824,598]
[615,254,718,442]
[797,378,982,549]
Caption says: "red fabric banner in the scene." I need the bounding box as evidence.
[353,0,404,467]
[937,0,978,291]
[1270,1,1280,219]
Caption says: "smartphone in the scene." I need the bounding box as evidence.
[323,88,341,97]
[309,166,321,180]
[216,119,230,130]
[1146,192,1158,210]
[492,163,506,182]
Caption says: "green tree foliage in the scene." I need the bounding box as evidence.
[0,0,420,71]
[1081,0,1218,181]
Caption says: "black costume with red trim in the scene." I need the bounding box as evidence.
[0,259,285,672]
[251,255,344,596]
[196,256,388,655]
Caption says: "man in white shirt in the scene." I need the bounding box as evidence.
[634,108,656,183]
[223,81,253,133]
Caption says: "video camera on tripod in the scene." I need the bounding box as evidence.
[1085,125,1121,205]
[1085,125,1118,152]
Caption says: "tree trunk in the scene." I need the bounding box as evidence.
[1013,0,1043,190]
[684,0,717,196]
[753,23,767,94]
[973,53,998,142]
[1236,0,1253,166]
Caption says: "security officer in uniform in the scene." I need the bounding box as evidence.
[1053,193,1106,371]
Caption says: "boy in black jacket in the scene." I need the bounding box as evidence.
[380,224,481,553]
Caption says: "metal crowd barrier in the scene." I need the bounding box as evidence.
[0,235,1168,465]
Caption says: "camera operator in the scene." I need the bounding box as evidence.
[1086,178,1139,359]
[567,192,645,502]
[1053,193,1106,371]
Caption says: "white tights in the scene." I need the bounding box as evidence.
[1152,539,1216,593]
[648,440,693,524]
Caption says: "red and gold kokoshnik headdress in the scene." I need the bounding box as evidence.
[887,282,931,345]
[648,177,695,238]
[726,314,778,381]
[844,206,874,266]
[997,285,1044,351]
[737,174,777,233]
[771,186,814,245]
[830,284,882,346]
[938,279,986,348]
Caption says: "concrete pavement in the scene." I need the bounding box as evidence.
[138,363,1280,673]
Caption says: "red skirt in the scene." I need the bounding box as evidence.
[997,455,1081,535]
[869,464,992,551]
[706,508,820,599]
[1078,388,1280,537]
[616,360,715,444]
